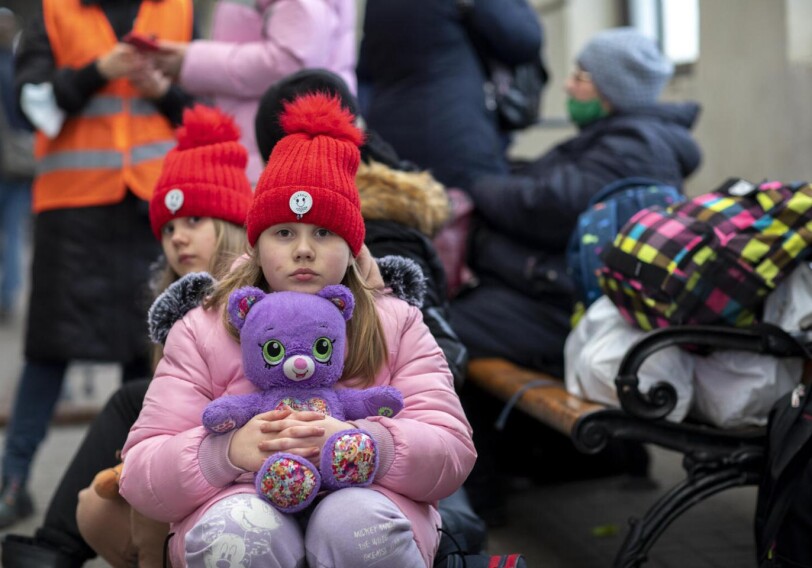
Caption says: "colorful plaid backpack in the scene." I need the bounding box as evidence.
[599,178,812,330]
[566,177,683,324]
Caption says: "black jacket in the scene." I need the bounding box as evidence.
[467,102,702,300]
[357,0,542,190]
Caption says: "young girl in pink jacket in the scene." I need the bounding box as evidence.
[119,93,476,567]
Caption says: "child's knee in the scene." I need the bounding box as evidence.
[185,494,305,568]
[306,489,423,567]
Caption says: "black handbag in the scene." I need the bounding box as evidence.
[481,56,548,131]
[755,372,812,567]
[457,0,549,131]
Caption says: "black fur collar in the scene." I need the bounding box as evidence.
[147,272,216,345]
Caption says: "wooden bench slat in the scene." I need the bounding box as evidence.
[468,358,607,436]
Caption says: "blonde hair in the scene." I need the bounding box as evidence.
[204,247,388,387]
[151,219,248,368]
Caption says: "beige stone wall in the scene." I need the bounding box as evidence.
[689,0,812,194]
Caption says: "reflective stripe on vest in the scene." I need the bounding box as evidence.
[81,96,122,117]
[77,96,159,119]
[131,99,161,117]
[132,140,176,165]
[37,140,174,175]
[38,150,123,174]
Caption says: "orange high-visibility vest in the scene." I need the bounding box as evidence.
[34,0,192,213]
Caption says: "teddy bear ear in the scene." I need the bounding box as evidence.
[227,286,266,330]
[318,284,355,321]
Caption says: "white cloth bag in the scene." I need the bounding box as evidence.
[565,264,812,428]
[564,296,695,422]
[690,263,812,428]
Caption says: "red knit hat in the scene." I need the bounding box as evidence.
[246,93,365,255]
[149,105,253,240]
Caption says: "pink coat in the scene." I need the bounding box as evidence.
[119,294,476,567]
[179,0,357,184]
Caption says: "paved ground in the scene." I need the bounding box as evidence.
[0,258,759,567]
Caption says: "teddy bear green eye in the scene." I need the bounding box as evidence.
[312,337,333,362]
[262,340,285,366]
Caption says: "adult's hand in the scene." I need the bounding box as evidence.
[129,65,171,100]
[97,44,144,81]
[153,40,189,80]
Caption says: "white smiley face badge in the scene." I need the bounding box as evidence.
[164,189,185,215]
[289,190,313,219]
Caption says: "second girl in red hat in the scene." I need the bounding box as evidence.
[78,104,253,567]
[1,104,253,567]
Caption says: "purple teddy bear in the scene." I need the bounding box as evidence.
[202,284,404,513]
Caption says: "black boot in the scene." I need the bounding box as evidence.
[1,534,85,568]
[0,480,34,528]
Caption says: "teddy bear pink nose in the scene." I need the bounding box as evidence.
[294,357,308,370]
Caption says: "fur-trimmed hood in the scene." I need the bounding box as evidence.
[357,160,450,238]
[148,256,426,346]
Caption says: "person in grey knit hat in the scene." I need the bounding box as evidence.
[577,27,674,111]
[451,26,700,527]
[564,27,675,128]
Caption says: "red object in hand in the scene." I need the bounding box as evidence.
[122,31,161,52]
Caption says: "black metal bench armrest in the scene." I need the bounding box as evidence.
[615,323,812,420]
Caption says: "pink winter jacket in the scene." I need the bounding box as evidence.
[119,294,476,567]
[179,0,357,184]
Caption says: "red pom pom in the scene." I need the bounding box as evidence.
[280,93,364,147]
[175,105,242,150]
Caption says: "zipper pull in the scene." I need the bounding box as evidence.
[792,383,806,408]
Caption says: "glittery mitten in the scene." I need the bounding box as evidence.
[255,453,321,513]
[320,429,378,491]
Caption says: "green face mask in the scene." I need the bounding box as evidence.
[567,97,608,127]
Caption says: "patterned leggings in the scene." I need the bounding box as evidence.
[185,488,425,568]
